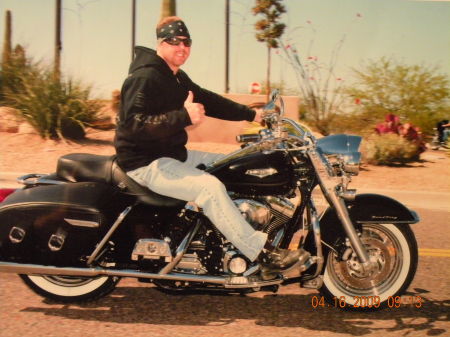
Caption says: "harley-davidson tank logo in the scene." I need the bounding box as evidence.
[245,168,278,178]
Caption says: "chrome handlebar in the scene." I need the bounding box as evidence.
[262,89,284,129]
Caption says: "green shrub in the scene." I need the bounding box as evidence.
[362,134,420,165]
[3,65,100,140]
[1,45,36,102]
[1,45,100,139]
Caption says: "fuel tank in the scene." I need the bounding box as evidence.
[207,143,295,195]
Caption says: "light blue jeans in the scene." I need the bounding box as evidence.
[443,129,450,142]
[127,150,267,261]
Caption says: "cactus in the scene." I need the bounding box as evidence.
[2,10,12,67]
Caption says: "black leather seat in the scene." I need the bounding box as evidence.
[57,153,186,208]
[57,153,114,183]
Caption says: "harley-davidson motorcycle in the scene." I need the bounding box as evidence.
[0,91,419,310]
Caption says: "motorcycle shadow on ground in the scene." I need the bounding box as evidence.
[21,284,448,336]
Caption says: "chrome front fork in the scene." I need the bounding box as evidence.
[307,150,373,272]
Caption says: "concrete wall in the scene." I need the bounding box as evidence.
[187,93,299,144]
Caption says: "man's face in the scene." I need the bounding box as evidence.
[157,36,191,72]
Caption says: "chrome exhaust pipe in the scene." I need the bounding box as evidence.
[0,261,284,289]
[0,261,285,288]
[0,261,226,285]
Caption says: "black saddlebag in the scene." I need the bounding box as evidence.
[0,182,118,266]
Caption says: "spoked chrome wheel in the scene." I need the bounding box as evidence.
[321,223,418,309]
[20,274,120,303]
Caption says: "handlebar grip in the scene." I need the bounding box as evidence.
[236,134,261,143]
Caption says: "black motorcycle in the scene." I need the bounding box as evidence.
[0,90,419,310]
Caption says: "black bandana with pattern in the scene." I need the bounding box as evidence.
[156,20,190,40]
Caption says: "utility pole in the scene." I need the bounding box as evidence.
[225,0,230,93]
[160,0,176,20]
[131,0,136,60]
[54,0,62,81]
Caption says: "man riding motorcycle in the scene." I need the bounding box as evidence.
[114,16,310,278]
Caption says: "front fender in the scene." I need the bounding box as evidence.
[344,193,419,224]
[318,193,419,246]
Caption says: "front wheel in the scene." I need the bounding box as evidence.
[20,274,120,303]
[320,223,418,310]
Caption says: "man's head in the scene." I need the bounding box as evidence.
[156,16,192,73]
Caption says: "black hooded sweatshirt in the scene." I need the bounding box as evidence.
[114,46,256,172]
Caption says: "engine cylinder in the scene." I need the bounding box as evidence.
[233,199,271,230]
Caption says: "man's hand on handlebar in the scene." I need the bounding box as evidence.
[253,108,264,124]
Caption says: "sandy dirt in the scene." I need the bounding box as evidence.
[1,129,449,193]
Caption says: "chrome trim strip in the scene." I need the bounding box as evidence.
[64,218,99,228]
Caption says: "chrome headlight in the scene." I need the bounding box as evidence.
[342,152,361,176]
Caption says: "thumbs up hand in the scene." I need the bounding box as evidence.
[184,90,194,104]
[184,91,205,125]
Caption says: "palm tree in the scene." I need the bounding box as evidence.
[252,0,286,100]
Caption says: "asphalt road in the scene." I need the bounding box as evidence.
[0,203,448,337]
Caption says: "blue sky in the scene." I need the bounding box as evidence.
[0,0,449,98]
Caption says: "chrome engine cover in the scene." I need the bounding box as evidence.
[153,196,298,277]
[131,239,173,262]
[233,196,297,232]
[233,199,271,229]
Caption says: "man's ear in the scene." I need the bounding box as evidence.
[156,38,163,50]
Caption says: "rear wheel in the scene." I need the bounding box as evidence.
[20,274,120,303]
[320,223,418,310]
